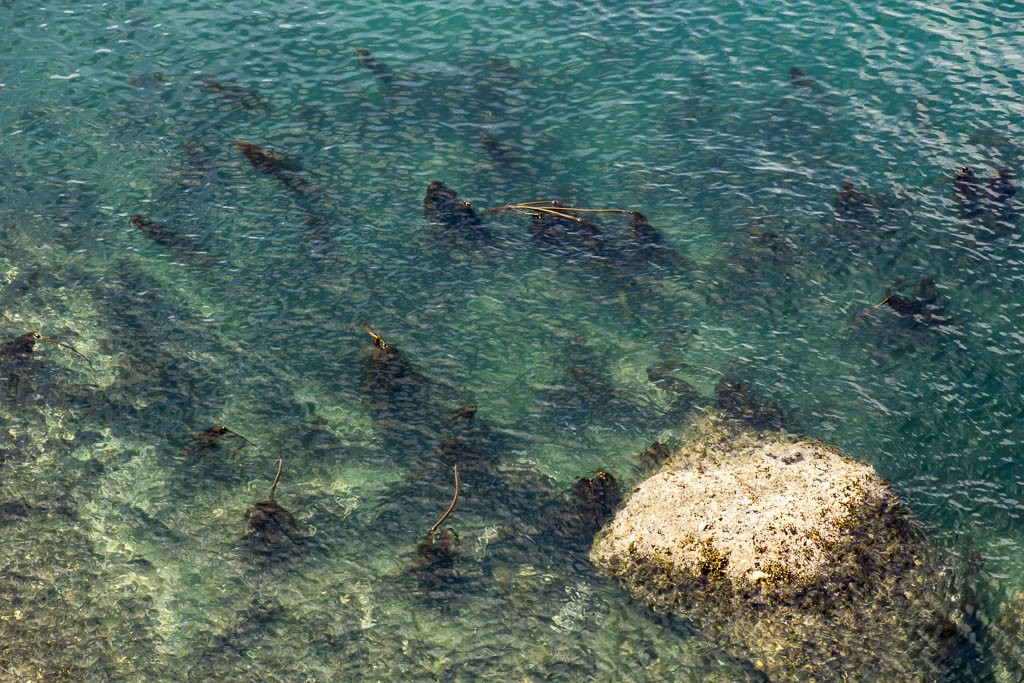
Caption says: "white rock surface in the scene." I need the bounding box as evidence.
[592,422,891,591]
[589,411,979,682]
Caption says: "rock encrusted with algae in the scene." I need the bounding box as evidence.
[993,593,1024,681]
[590,411,981,682]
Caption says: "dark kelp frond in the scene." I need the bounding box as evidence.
[244,452,301,560]
[2,331,91,366]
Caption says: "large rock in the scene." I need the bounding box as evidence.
[993,593,1024,681]
[591,411,981,682]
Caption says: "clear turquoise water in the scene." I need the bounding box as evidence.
[1,0,1023,679]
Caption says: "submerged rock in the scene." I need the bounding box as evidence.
[590,411,981,682]
[885,276,954,328]
[129,214,209,260]
[713,375,797,432]
[411,528,462,597]
[953,166,982,216]
[202,77,267,113]
[980,167,1018,238]
[994,593,1024,681]
[529,202,608,260]
[564,469,622,539]
[234,140,317,197]
[423,180,490,239]
[244,497,302,559]
[1,331,43,365]
[243,458,305,561]
[634,441,672,473]
[833,179,878,224]
[353,47,397,88]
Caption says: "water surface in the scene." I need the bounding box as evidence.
[2,0,1023,680]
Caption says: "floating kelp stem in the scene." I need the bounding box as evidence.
[226,428,258,448]
[513,201,634,215]
[691,365,725,378]
[6,331,93,367]
[36,333,92,366]
[182,425,258,459]
[428,462,460,536]
[481,205,584,222]
[269,451,284,501]
[206,426,258,449]
[358,323,390,350]
[550,207,634,216]
[243,449,300,559]
[846,295,893,333]
[481,202,634,223]
[925,168,957,188]
[846,276,919,333]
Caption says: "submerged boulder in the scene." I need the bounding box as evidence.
[993,593,1024,681]
[590,412,980,682]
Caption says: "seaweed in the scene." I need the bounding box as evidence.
[353,47,396,88]
[202,77,268,113]
[713,375,798,432]
[182,424,256,458]
[234,140,317,197]
[243,454,303,560]
[423,180,491,240]
[411,462,463,596]
[1,331,89,366]
[849,276,955,331]
[1,331,91,398]
[129,214,210,261]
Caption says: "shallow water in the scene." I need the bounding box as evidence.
[1,0,1023,680]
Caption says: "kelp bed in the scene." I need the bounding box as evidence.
[3,2,1024,679]
[0,200,753,680]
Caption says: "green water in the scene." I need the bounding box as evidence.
[1,0,1023,679]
